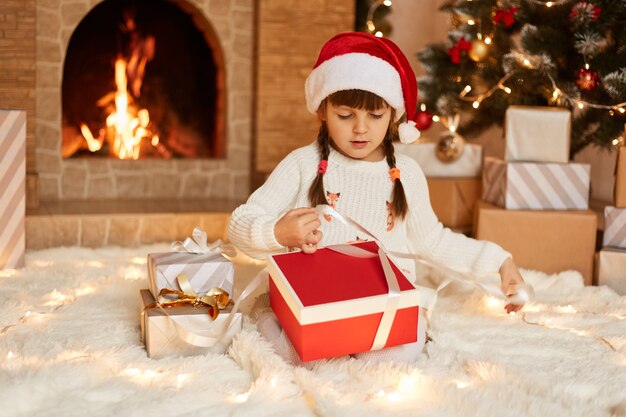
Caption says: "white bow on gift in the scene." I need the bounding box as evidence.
[171,227,237,257]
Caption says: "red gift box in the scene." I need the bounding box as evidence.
[268,241,422,362]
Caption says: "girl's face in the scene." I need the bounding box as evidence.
[322,101,392,162]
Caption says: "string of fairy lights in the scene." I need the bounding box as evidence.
[366,0,393,38]
[0,257,626,406]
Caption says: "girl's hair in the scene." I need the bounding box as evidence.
[307,89,408,219]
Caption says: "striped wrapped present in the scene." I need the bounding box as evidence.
[603,207,626,249]
[482,157,590,210]
[147,251,234,299]
[0,110,26,270]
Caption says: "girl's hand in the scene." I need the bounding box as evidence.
[499,257,526,314]
[274,208,323,253]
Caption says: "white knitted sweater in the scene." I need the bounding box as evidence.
[228,142,511,279]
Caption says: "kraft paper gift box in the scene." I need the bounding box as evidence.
[395,142,483,177]
[615,146,626,207]
[505,106,571,163]
[147,251,234,299]
[427,177,481,228]
[595,249,626,295]
[0,110,26,270]
[474,201,596,285]
[603,206,626,249]
[140,289,242,359]
[268,241,423,362]
[482,157,590,210]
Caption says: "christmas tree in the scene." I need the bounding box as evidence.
[417,0,626,156]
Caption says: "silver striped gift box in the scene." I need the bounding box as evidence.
[603,207,626,249]
[0,110,26,269]
[147,251,234,299]
[482,157,590,210]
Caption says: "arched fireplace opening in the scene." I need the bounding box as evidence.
[61,0,225,160]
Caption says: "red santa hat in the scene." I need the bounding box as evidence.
[305,32,421,144]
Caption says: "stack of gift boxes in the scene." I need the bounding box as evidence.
[474,106,597,284]
[596,145,626,294]
[395,141,483,233]
[139,232,242,359]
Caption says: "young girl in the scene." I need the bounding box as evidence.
[228,32,525,364]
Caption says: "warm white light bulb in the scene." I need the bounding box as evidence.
[463,85,472,93]
[546,1,553,7]
[503,86,512,94]
[383,0,392,6]
[432,115,440,122]
[375,31,383,38]
[484,37,492,45]
[420,103,426,111]
[523,59,531,66]
[472,101,480,109]
[619,108,626,114]
[467,19,476,25]
[578,102,585,109]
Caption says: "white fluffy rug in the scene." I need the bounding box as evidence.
[1,244,625,417]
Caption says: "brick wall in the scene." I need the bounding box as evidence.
[0,0,36,204]
[253,0,354,187]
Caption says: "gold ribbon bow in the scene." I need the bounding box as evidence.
[146,274,233,320]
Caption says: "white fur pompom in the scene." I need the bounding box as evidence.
[398,120,421,144]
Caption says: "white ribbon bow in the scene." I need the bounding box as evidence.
[171,227,237,257]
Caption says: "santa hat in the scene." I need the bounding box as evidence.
[304,32,421,144]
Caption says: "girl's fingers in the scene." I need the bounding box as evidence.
[301,242,318,254]
[304,230,323,245]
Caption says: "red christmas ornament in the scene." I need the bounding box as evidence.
[447,37,471,64]
[493,7,518,27]
[576,68,599,90]
[414,109,433,131]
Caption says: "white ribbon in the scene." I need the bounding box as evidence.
[315,205,535,321]
[150,271,267,349]
[171,227,237,257]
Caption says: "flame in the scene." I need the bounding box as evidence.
[79,16,159,160]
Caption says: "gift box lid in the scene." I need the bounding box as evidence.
[268,241,420,325]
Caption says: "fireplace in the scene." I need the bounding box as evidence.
[36,0,252,201]
[1,0,354,249]
[61,0,225,160]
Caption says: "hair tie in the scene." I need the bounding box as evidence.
[389,167,400,181]
[318,159,328,175]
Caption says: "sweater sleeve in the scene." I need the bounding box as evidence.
[227,151,303,259]
[402,158,511,275]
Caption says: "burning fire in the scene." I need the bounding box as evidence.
[79,17,164,160]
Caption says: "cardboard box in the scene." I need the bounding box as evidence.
[615,146,626,208]
[147,252,234,299]
[595,249,626,295]
[505,106,571,163]
[482,157,590,210]
[268,241,423,362]
[427,177,481,228]
[603,206,626,249]
[474,201,596,284]
[395,142,482,177]
[140,289,242,359]
[0,110,26,270]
